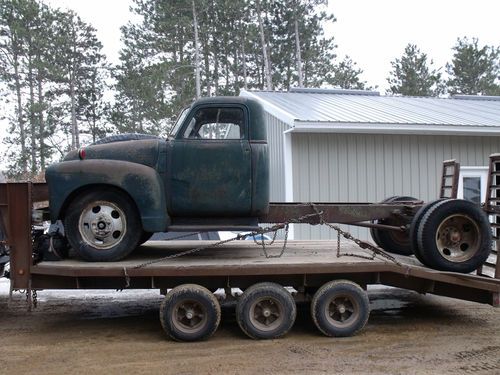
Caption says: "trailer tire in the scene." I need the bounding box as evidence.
[409,199,449,265]
[64,189,142,261]
[371,196,419,256]
[311,280,369,337]
[236,282,296,340]
[417,199,492,273]
[160,284,221,342]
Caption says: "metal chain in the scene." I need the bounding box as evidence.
[123,233,260,288]
[252,211,326,258]
[309,204,402,265]
[260,223,289,259]
[32,290,37,308]
[122,211,324,286]
[122,206,404,287]
[23,289,37,310]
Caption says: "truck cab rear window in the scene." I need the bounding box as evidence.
[183,107,244,140]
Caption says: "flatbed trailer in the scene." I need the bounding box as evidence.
[30,241,499,308]
[0,176,499,341]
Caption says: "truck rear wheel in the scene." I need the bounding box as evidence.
[409,199,449,265]
[160,284,221,342]
[64,189,142,261]
[370,196,419,256]
[236,282,296,340]
[311,280,369,337]
[416,199,492,273]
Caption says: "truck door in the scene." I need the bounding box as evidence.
[169,105,252,217]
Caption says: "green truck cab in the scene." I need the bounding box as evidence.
[45,97,270,261]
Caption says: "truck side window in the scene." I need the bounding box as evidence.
[183,107,244,140]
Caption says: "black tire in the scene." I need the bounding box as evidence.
[371,196,419,256]
[236,282,296,340]
[311,280,370,337]
[417,199,492,273]
[64,189,142,261]
[160,284,221,342]
[370,196,412,247]
[409,199,450,265]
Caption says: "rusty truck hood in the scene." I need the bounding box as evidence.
[64,138,163,169]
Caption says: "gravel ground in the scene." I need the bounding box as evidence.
[0,279,499,375]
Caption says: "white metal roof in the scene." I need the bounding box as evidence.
[241,89,500,135]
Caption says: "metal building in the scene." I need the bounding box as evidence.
[240,88,500,240]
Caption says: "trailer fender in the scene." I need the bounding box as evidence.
[45,159,169,233]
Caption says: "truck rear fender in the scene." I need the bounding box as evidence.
[45,160,169,233]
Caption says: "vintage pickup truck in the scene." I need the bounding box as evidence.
[45,96,492,276]
[46,97,269,261]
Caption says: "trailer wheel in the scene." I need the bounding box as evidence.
[409,199,449,265]
[311,280,369,337]
[371,196,418,256]
[417,199,492,273]
[236,282,296,340]
[64,189,142,261]
[160,284,221,342]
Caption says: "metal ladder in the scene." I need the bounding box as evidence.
[439,159,460,199]
[481,154,500,278]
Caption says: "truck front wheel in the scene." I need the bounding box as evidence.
[64,189,142,261]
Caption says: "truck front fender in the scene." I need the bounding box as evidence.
[45,160,169,233]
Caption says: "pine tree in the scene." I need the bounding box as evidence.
[387,44,443,96]
[0,0,109,178]
[51,11,106,149]
[77,66,112,143]
[329,56,367,90]
[0,0,31,175]
[447,37,500,95]
[112,0,341,132]
[0,0,53,176]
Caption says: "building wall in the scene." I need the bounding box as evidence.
[291,132,500,240]
[264,112,289,201]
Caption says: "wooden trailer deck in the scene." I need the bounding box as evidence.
[29,240,500,307]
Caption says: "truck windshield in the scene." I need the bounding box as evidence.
[168,107,189,138]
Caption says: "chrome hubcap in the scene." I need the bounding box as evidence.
[78,201,126,250]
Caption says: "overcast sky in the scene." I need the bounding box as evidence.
[1,0,499,169]
[329,0,500,89]
[44,0,500,91]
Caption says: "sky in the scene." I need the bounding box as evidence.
[328,0,500,90]
[44,0,500,91]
